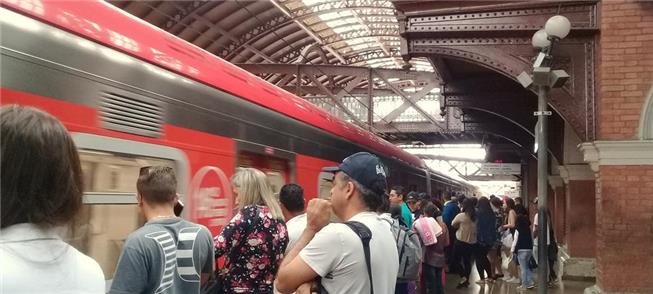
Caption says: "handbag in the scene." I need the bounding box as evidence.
[414,217,442,246]
[501,230,513,248]
[528,255,538,269]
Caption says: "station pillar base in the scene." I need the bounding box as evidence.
[559,245,596,280]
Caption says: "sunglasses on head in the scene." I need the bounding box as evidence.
[139,166,152,176]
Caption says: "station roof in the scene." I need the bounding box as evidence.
[110,0,579,165]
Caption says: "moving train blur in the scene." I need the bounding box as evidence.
[0,0,474,284]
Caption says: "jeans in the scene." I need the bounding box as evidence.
[517,249,534,287]
[453,240,474,280]
[395,282,408,294]
[423,264,444,294]
[474,244,492,279]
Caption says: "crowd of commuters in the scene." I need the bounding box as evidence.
[1,105,559,294]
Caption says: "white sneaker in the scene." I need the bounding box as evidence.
[506,277,521,284]
[501,276,513,281]
[527,283,536,289]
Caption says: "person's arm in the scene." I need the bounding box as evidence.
[214,207,250,257]
[109,246,148,294]
[276,199,332,294]
[511,230,519,253]
[532,213,539,235]
[451,213,462,229]
[201,228,215,285]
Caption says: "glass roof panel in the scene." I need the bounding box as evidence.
[296,0,434,71]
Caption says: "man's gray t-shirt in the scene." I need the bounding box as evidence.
[110,218,214,294]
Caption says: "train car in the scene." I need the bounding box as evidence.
[1,0,473,284]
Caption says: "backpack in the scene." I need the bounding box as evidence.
[317,221,374,294]
[384,218,422,281]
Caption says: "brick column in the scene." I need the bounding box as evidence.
[581,142,653,294]
[548,176,565,244]
[558,165,596,280]
[583,1,653,293]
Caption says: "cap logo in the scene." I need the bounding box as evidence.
[376,164,386,177]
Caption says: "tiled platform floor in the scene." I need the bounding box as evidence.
[442,269,593,294]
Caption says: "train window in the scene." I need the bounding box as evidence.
[70,204,144,280]
[79,149,175,199]
[317,172,334,200]
[73,149,177,282]
[266,170,285,196]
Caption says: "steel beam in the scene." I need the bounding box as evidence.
[416,154,486,163]
[372,69,443,127]
[382,80,439,122]
[304,74,365,126]
[161,2,276,63]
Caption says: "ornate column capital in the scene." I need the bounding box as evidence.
[579,140,653,172]
[558,164,594,184]
[548,175,564,189]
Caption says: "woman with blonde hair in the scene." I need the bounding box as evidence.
[214,168,288,294]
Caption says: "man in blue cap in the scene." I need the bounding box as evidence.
[276,152,399,294]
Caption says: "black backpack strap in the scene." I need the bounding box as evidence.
[343,221,374,294]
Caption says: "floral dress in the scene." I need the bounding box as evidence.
[214,205,288,294]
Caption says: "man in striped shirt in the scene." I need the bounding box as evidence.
[110,166,214,294]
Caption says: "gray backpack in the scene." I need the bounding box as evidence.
[385,218,422,281]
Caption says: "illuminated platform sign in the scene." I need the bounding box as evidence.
[479,163,521,175]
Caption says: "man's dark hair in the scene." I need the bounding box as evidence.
[137,166,177,204]
[391,185,405,200]
[490,196,503,208]
[1,105,83,228]
[279,183,305,213]
[342,173,383,211]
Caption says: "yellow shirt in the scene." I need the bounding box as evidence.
[452,213,477,244]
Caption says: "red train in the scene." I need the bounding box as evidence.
[1,0,472,281]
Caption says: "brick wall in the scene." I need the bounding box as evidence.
[595,166,653,292]
[598,0,653,140]
[565,180,596,257]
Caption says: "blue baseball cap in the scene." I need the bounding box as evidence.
[322,152,388,196]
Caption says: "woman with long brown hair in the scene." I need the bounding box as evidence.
[0,105,104,293]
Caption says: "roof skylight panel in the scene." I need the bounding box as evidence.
[332,24,366,34]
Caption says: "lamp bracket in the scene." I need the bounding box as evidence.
[534,111,552,116]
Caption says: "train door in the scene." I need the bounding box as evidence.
[236,141,295,196]
[69,133,189,291]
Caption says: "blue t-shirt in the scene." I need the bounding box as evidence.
[110,218,214,294]
[442,201,460,227]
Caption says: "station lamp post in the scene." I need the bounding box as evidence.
[516,15,571,294]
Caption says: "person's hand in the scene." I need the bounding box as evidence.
[306,198,332,232]
[296,282,317,294]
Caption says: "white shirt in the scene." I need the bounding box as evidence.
[533,213,551,245]
[299,212,399,294]
[285,213,307,254]
[0,223,105,294]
